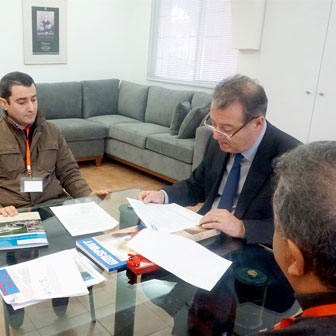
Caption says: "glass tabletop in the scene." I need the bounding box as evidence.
[0,189,298,336]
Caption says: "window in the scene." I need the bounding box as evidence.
[148,0,238,88]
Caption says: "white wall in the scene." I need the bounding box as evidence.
[0,0,152,83]
[1,0,333,141]
[0,0,213,92]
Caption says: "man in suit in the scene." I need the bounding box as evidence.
[138,75,300,245]
[251,141,336,335]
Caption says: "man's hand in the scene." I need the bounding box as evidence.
[200,209,245,238]
[89,190,113,199]
[137,190,165,204]
[0,206,19,217]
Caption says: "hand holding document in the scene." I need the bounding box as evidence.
[127,229,232,291]
[127,198,202,233]
[51,202,118,236]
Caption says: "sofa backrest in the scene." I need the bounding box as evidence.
[82,79,119,118]
[36,82,82,119]
[145,86,194,127]
[191,91,212,109]
[118,81,149,121]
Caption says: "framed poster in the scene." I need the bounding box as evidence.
[22,0,67,64]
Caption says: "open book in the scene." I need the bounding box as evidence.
[0,212,48,250]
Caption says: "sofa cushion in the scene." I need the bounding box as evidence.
[170,101,191,136]
[146,134,194,164]
[88,115,142,128]
[177,103,211,139]
[48,119,107,142]
[108,122,169,149]
[191,91,212,108]
[82,79,119,118]
[145,86,193,127]
[118,81,149,121]
[36,82,82,119]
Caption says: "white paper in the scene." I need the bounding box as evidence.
[6,249,106,310]
[127,198,202,233]
[70,249,106,288]
[23,180,43,192]
[0,250,88,307]
[127,229,232,291]
[51,202,118,236]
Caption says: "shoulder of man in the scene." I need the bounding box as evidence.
[265,121,302,150]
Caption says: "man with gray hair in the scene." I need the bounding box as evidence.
[138,75,300,245]
[252,141,336,335]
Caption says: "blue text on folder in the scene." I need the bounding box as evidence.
[0,269,19,296]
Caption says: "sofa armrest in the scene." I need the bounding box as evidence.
[192,126,212,170]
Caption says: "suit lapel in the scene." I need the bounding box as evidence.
[234,124,275,219]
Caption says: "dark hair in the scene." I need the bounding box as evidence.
[0,71,35,102]
[274,141,336,290]
[212,74,268,122]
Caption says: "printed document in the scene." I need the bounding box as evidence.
[6,249,106,310]
[0,250,88,308]
[51,202,118,236]
[127,198,202,233]
[127,228,232,291]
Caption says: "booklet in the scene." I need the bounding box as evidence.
[0,212,48,250]
[76,226,142,272]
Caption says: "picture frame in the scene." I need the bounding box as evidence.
[22,0,67,64]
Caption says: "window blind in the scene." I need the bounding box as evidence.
[148,0,238,87]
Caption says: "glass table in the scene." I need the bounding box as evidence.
[0,189,299,336]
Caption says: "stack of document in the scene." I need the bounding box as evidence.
[125,199,232,291]
[127,198,203,232]
[0,249,106,310]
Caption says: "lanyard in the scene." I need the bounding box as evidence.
[274,303,336,329]
[23,126,32,176]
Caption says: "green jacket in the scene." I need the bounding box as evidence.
[0,112,92,208]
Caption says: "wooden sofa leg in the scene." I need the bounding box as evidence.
[95,157,102,166]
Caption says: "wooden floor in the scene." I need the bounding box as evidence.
[79,157,202,213]
[79,158,169,193]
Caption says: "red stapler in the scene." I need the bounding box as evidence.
[127,254,160,275]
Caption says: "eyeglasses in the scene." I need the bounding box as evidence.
[203,116,260,140]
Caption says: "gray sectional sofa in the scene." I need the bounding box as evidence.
[34,79,213,182]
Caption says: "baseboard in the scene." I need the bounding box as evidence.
[106,154,177,184]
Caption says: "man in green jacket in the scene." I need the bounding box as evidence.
[0,71,109,216]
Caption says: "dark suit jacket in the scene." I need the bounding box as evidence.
[163,121,300,245]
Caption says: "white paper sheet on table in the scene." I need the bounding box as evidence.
[127,198,202,233]
[50,202,118,236]
[7,249,106,310]
[127,229,232,291]
[0,250,88,308]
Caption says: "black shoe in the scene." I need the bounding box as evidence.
[5,303,24,329]
[52,297,70,317]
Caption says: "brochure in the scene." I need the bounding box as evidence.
[76,226,141,272]
[0,212,48,250]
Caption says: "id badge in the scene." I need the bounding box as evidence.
[20,177,43,193]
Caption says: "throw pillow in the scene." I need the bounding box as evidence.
[177,103,211,139]
[170,101,191,135]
